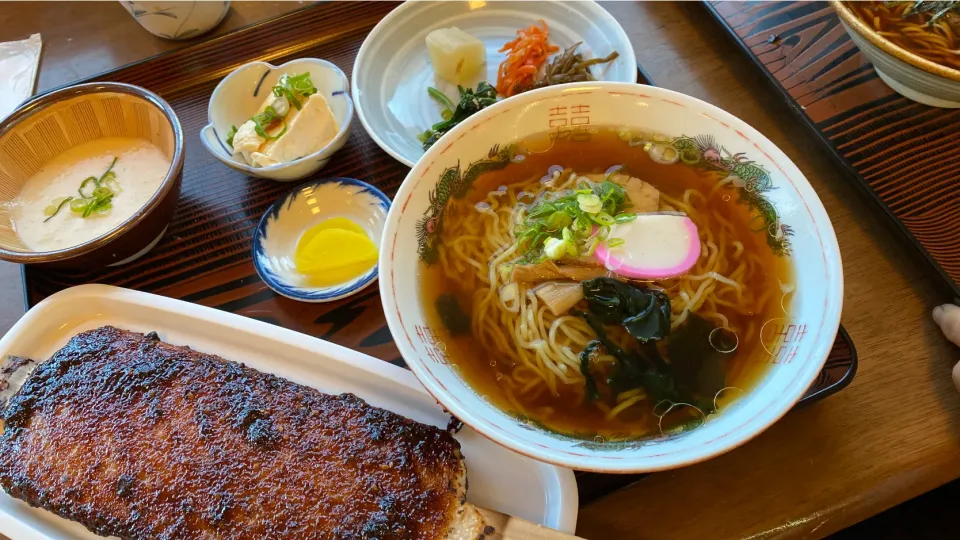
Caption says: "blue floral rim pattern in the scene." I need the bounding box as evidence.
[252,177,391,302]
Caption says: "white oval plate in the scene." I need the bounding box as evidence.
[0,285,578,539]
[353,0,637,167]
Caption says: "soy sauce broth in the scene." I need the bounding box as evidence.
[419,127,793,440]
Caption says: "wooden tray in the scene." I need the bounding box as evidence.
[705,1,960,300]
[18,2,857,506]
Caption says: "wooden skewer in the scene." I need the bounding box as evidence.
[478,507,584,540]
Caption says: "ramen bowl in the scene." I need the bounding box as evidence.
[379,82,843,472]
[0,82,184,268]
[832,0,960,108]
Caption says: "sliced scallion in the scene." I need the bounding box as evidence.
[78,177,98,198]
[46,157,120,222]
[43,196,74,222]
[606,237,625,248]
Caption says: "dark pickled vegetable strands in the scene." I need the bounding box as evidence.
[517,43,619,94]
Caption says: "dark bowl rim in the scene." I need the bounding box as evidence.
[0,82,185,263]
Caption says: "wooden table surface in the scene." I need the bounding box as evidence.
[2,2,958,539]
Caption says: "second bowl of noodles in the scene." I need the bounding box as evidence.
[380,82,843,472]
[833,1,960,108]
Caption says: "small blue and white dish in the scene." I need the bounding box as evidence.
[200,58,354,181]
[253,177,390,303]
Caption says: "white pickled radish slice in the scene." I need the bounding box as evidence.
[594,214,701,279]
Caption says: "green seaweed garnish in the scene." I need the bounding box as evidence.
[666,315,730,413]
[896,0,960,23]
[435,294,471,336]
[579,340,603,402]
[581,278,672,343]
[572,278,683,406]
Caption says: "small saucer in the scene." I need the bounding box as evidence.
[253,178,390,302]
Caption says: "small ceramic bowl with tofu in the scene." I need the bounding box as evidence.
[253,177,390,302]
[201,58,354,182]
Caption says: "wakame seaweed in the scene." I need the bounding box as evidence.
[435,294,471,336]
[573,278,735,413]
[666,315,731,412]
[579,340,603,401]
[581,278,671,342]
[573,278,683,405]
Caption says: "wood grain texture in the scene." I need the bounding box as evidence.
[706,1,960,298]
[0,2,957,539]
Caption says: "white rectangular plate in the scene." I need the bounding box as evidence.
[0,285,578,539]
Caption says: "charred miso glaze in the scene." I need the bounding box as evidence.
[0,327,464,539]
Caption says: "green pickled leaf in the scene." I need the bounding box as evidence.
[420,82,498,151]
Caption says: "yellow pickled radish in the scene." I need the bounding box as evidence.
[295,217,367,256]
[294,219,377,286]
[304,260,375,287]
